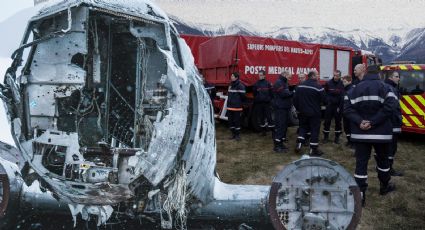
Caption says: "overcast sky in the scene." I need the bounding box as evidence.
[0,0,33,22]
[1,0,425,31]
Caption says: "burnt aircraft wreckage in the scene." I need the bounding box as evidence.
[0,0,362,229]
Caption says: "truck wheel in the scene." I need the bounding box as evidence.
[288,105,299,126]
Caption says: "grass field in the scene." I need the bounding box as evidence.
[215,121,425,230]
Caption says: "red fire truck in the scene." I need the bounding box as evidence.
[381,62,425,134]
[181,34,380,130]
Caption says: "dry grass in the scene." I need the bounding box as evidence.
[215,121,425,230]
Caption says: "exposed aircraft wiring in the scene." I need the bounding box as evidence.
[109,83,135,113]
[75,89,96,139]
[162,162,189,230]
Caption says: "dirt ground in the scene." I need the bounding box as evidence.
[215,121,425,230]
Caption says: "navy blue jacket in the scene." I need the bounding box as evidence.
[341,83,354,110]
[253,79,273,103]
[325,78,345,106]
[227,80,246,109]
[344,83,354,93]
[343,73,397,143]
[384,79,403,133]
[272,76,293,109]
[293,79,326,117]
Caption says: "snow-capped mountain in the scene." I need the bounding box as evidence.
[171,16,425,64]
[397,28,425,63]
[0,7,423,64]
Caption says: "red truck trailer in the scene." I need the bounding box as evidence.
[181,34,380,129]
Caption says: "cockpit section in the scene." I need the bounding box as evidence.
[8,5,184,204]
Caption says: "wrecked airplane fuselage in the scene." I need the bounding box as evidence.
[2,0,215,226]
[0,0,361,229]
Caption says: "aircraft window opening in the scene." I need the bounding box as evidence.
[199,121,203,139]
[70,53,86,68]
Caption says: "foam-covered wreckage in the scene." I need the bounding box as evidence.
[0,0,362,229]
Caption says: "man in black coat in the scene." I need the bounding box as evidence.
[295,73,311,152]
[227,72,246,141]
[272,71,293,152]
[342,75,354,148]
[323,70,345,144]
[293,70,326,156]
[253,70,274,136]
[384,71,404,176]
[344,65,397,206]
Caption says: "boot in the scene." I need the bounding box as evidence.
[295,141,302,154]
[235,130,241,141]
[380,182,396,195]
[229,130,236,140]
[281,142,288,151]
[389,168,404,177]
[322,133,329,143]
[273,140,284,153]
[304,133,311,146]
[310,147,324,157]
[334,134,340,144]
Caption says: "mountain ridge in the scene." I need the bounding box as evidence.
[171,16,425,64]
[0,8,423,64]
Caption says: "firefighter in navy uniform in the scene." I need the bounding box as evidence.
[295,73,311,153]
[344,65,397,207]
[253,70,274,136]
[384,71,404,176]
[293,70,326,156]
[342,75,354,148]
[227,72,246,141]
[323,70,345,144]
[272,71,293,152]
[353,64,366,86]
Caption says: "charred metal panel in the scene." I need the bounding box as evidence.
[26,7,88,133]
[134,64,189,186]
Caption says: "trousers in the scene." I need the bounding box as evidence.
[354,142,391,192]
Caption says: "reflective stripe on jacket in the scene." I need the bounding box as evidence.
[293,79,326,117]
[344,74,397,143]
[253,79,273,103]
[227,80,246,109]
[272,75,293,109]
[384,79,403,133]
